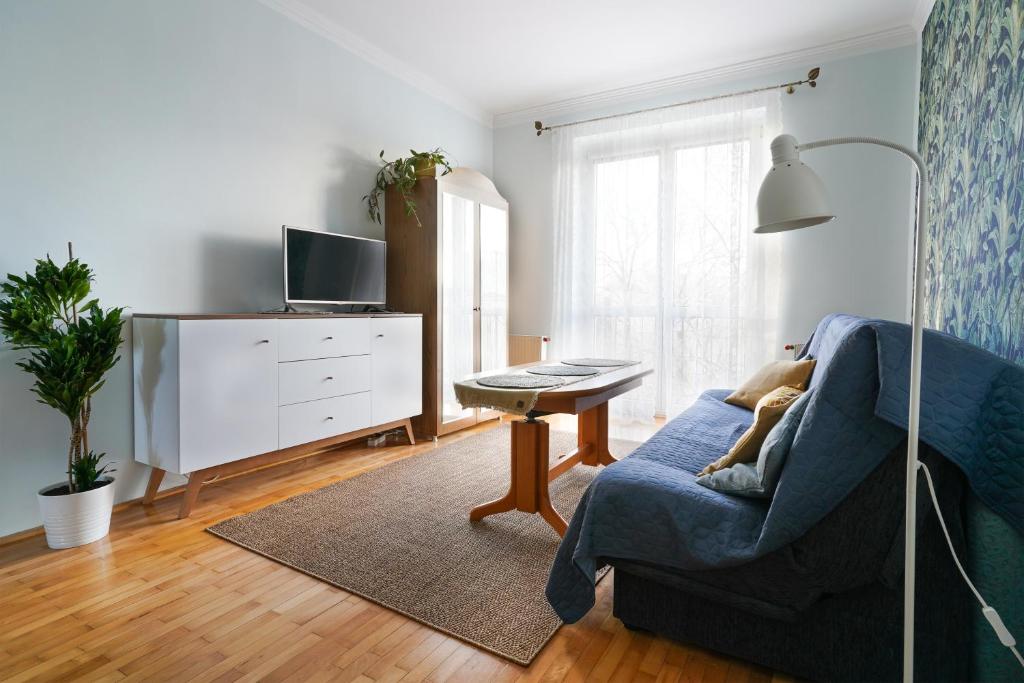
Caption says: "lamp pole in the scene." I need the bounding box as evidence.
[760,136,928,682]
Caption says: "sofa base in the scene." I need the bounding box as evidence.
[606,445,970,682]
[612,562,968,683]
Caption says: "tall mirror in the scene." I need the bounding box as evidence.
[441,192,476,424]
[478,204,509,373]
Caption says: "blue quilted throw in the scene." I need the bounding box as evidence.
[870,319,1024,533]
[546,314,1024,623]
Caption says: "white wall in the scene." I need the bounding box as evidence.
[0,0,492,537]
[494,46,919,346]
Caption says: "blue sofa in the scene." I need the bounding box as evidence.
[547,315,1024,682]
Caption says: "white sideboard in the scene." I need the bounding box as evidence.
[132,313,422,517]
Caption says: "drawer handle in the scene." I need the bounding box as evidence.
[324,336,334,340]
[257,339,271,344]
[376,334,384,338]
[325,416,334,421]
[325,376,334,381]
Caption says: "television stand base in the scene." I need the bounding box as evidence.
[261,303,300,313]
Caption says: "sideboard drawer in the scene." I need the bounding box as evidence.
[279,318,371,362]
[279,392,372,449]
[278,355,371,406]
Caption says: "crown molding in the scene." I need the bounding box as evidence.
[911,0,937,31]
[255,0,492,127]
[493,24,919,128]
[251,1,924,132]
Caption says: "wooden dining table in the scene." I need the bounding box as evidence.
[464,362,653,536]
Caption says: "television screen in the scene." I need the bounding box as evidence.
[283,226,386,304]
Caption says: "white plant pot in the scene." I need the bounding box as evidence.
[37,478,115,549]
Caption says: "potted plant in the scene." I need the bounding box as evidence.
[0,248,124,549]
[364,148,452,227]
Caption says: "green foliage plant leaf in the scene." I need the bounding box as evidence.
[0,254,124,493]
[363,147,453,227]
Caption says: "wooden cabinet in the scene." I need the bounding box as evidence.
[386,168,509,438]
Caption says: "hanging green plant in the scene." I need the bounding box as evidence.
[364,148,452,227]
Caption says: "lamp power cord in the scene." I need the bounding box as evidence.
[918,461,1024,669]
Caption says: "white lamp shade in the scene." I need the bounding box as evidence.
[755,159,836,233]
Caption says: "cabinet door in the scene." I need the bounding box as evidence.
[441,192,476,424]
[478,203,508,372]
[178,319,279,472]
[371,317,423,425]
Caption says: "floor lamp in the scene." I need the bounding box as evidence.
[753,134,927,682]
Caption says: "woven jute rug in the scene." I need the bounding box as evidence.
[208,424,638,665]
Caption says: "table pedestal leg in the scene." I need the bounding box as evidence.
[470,416,568,536]
[579,402,617,466]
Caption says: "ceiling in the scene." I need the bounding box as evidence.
[266,0,929,124]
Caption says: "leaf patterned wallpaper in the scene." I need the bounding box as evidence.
[920,2,1023,680]
[919,0,1023,363]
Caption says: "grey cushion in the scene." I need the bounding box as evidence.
[697,390,814,498]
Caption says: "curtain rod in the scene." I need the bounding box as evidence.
[534,67,820,136]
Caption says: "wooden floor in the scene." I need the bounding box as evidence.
[0,418,790,683]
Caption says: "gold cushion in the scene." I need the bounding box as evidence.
[701,386,804,476]
[724,359,816,410]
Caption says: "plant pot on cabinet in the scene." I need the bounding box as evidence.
[413,159,437,177]
[36,478,115,549]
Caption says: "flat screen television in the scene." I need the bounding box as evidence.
[283,226,386,305]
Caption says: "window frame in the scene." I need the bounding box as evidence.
[570,108,770,415]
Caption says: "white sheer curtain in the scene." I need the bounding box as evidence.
[550,91,783,421]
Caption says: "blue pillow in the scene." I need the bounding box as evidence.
[697,389,813,498]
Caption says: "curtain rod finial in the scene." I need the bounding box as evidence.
[534,120,544,136]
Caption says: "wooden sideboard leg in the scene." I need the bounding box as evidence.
[178,471,207,519]
[142,468,165,505]
[402,418,416,445]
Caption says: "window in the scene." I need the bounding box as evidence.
[552,93,781,419]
